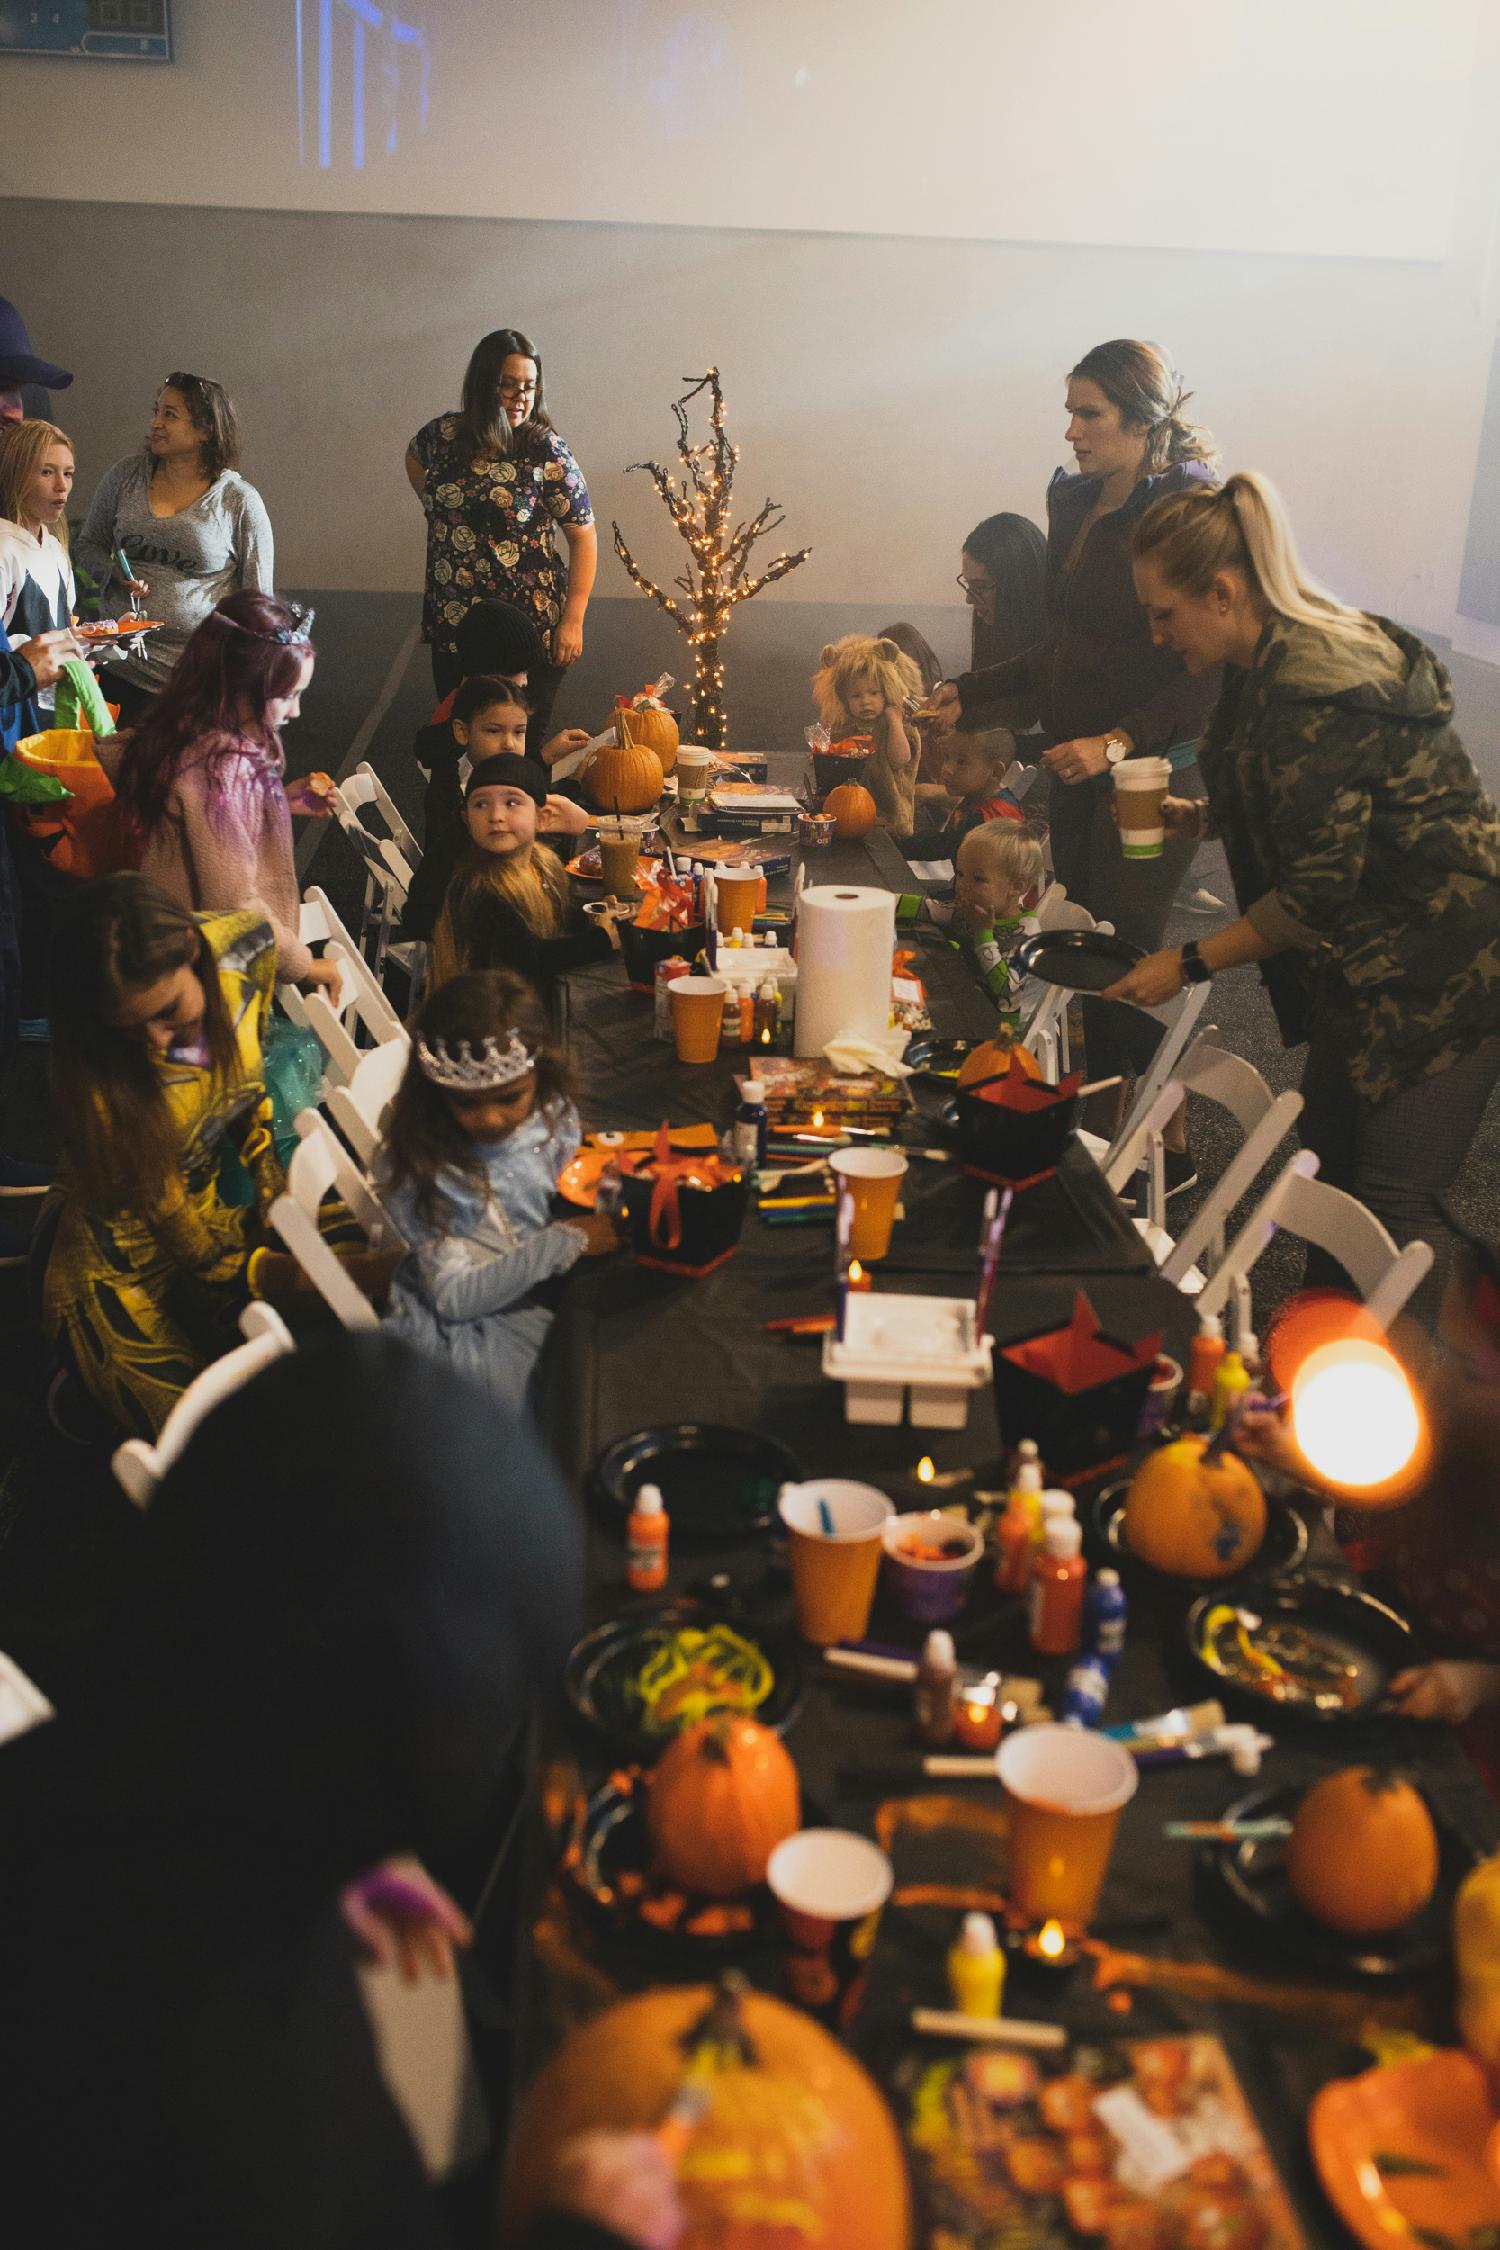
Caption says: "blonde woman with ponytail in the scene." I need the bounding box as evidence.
[927,339,1221,1180]
[1107,470,1500,1313]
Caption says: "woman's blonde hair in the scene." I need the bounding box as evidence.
[1069,340,1219,476]
[430,835,570,989]
[956,819,1047,900]
[812,634,923,731]
[0,418,75,549]
[1131,470,1391,657]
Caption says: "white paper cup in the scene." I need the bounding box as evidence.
[1113,755,1173,861]
[675,746,714,796]
[766,1828,894,2024]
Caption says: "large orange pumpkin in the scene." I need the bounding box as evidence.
[501,1980,913,2250]
[822,782,877,838]
[646,1715,801,1897]
[622,702,679,775]
[1286,1767,1439,1936]
[584,737,665,814]
[956,1036,1044,1088]
[1122,1435,1266,1578]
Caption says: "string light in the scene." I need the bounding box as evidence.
[611,368,811,748]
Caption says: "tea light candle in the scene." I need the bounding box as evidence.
[847,1259,873,1294]
[1013,1919,1084,1977]
[952,1672,1005,1752]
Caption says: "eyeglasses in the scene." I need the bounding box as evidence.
[498,380,537,400]
[956,574,990,598]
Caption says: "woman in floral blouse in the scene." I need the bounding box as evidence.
[405,328,597,740]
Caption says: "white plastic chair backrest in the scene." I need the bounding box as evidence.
[1195,1149,1435,1339]
[112,1303,296,1509]
[297,884,360,957]
[268,1122,381,1331]
[1032,884,1093,934]
[285,935,405,1090]
[331,782,417,906]
[294,1106,407,1248]
[326,1033,412,1168]
[999,760,1040,803]
[1159,1038,1305,1286]
[1102,1079,1183,1228]
[351,763,422,864]
[1101,981,1213,1170]
[1016,899,1114,1081]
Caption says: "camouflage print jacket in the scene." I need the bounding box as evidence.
[1199,614,1500,1103]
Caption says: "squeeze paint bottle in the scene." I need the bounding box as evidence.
[1084,1568,1128,1663]
[1186,1312,1226,1425]
[947,1912,1006,2018]
[993,1490,1034,1595]
[914,1629,958,1747]
[1029,1519,1087,1656]
[1007,1438,1045,1552]
[626,1483,670,1593]
[1209,1350,1252,1435]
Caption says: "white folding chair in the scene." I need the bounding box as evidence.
[280,890,405,1089]
[112,1302,296,1509]
[330,767,425,991]
[1100,1079,1185,1255]
[1018,890,1116,1080]
[269,1119,382,1330]
[326,1033,412,1169]
[1194,1149,1435,1350]
[1100,980,1214,1166]
[293,1107,407,1250]
[1158,1036,1305,1288]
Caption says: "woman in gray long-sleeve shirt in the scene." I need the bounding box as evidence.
[77,372,273,716]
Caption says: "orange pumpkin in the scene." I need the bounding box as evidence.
[1122,1435,1266,1578]
[501,1980,913,2250]
[622,702,679,775]
[646,1715,801,1897]
[957,1036,1044,1088]
[583,737,665,814]
[1286,1766,1439,1936]
[822,781,877,838]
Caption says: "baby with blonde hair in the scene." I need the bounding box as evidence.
[811,633,922,835]
[899,818,1047,1018]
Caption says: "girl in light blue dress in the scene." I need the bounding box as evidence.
[380,968,621,1411]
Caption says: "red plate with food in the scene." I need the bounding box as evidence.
[74,618,165,640]
[565,850,656,891]
[557,1147,645,1207]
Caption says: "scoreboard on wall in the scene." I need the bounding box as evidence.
[0,0,171,60]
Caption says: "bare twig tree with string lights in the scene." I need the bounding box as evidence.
[611,368,811,750]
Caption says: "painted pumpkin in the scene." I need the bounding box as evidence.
[957,1036,1044,1089]
[1286,1766,1439,1936]
[583,737,665,814]
[646,1714,801,1897]
[1122,1436,1266,1579]
[822,782,877,838]
[501,1979,913,2250]
[621,702,679,774]
[1456,1853,1500,2071]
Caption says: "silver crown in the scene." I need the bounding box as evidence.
[416,1032,535,1093]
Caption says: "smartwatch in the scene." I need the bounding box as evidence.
[1103,735,1131,767]
[1180,939,1212,985]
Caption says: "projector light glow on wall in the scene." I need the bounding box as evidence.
[294,0,430,171]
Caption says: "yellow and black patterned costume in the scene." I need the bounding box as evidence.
[42,910,327,1436]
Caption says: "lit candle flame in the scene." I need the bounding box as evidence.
[812,1109,824,1128]
[916,1456,936,1484]
[1037,1920,1067,1960]
[848,1259,863,1284]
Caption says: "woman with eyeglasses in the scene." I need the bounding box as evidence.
[77,372,274,725]
[406,328,597,742]
[102,592,340,998]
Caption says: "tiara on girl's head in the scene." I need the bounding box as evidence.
[416,1032,535,1093]
[214,601,316,646]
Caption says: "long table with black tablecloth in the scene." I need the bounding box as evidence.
[509,817,1498,2249]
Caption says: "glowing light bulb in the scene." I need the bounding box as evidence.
[1290,1338,1422,1492]
[916,1456,936,1484]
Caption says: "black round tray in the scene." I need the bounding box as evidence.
[1090,1478,1310,1588]
[1014,928,1144,993]
[591,1423,801,1542]
[1182,1571,1418,1726]
[1198,1780,1478,1981]
[563,1599,807,1760]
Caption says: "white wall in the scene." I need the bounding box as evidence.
[2,2,1498,636]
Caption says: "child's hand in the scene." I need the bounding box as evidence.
[544,2132,685,2250]
[542,726,592,766]
[339,1855,473,1983]
[301,955,344,1005]
[566,1211,626,1256]
[537,794,591,837]
[286,771,336,817]
[1389,1661,1500,1725]
[922,683,963,736]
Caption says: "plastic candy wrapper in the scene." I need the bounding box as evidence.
[619,672,676,714]
[634,867,702,933]
[805,722,831,754]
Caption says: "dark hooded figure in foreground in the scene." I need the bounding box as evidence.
[0,1335,606,2248]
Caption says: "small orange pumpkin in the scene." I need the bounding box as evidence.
[822,781,877,838]
[1122,1435,1266,1578]
[1286,1766,1438,1936]
[957,1035,1044,1088]
[621,702,679,774]
[502,1980,913,2250]
[583,737,665,814]
[646,1714,801,1897]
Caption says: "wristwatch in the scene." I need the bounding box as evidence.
[1103,734,1131,767]
[1180,938,1212,985]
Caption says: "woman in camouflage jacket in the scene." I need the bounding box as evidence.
[1105,471,1500,1310]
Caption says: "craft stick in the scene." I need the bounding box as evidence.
[1075,1076,1125,1099]
[912,2010,1067,2051]
[823,1647,918,1682]
[1163,1820,1292,1843]
[923,1755,999,1779]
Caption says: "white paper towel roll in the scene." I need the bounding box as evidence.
[794,884,896,1058]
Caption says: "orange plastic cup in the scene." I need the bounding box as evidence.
[713,867,763,935]
[830,1148,908,1262]
[670,975,727,1064]
[997,1723,1138,1927]
[777,1479,894,1644]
